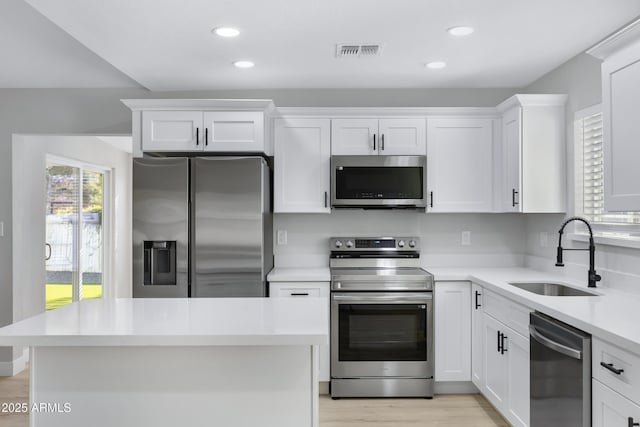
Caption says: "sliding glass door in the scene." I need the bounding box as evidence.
[45,160,107,310]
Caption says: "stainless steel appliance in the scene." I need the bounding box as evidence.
[330,237,434,398]
[133,157,273,298]
[331,156,427,208]
[530,311,591,427]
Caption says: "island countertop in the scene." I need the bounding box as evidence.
[0,297,329,347]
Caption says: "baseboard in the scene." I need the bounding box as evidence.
[0,347,28,377]
[434,381,479,394]
[319,381,329,395]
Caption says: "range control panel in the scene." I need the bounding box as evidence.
[330,237,420,251]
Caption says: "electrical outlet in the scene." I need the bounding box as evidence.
[461,231,471,246]
[539,232,548,248]
[277,230,287,245]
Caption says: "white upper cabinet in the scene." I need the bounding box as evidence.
[203,111,264,152]
[274,118,331,213]
[331,119,378,155]
[426,118,494,212]
[588,25,640,211]
[497,94,567,213]
[142,111,203,152]
[123,99,274,156]
[331,118,426,155]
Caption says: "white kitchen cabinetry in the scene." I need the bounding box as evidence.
[497,94,567,213]
[426,118,494,212]
[480,288,531,427]
[593,379,640,427]
[269,281,330,383]
[331,118,426,155]
[471,283,484,388]
[274,118,331,213]
[142,111,203,151]
[434,281,471,382]
[123,99,274,155]
[588,26,640,211]
[592,336,640,427]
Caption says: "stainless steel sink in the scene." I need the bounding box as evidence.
[508,282,599,297]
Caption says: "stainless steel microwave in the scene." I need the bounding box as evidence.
[331,155,427,208]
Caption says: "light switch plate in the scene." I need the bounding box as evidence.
[277,230,287,245]
[461,231,471,246]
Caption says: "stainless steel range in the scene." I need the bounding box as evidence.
[329,237,434,398]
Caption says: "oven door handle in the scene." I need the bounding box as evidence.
[332,293,432,303]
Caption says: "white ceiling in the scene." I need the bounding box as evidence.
[0,0,140,88]
[14,0,640,91]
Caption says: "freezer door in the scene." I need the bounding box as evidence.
[133,158,189,297]
[192,157,269,297]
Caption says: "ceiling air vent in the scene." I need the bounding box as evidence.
[336,44,382,58]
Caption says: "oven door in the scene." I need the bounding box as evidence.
[331,292,433,379]
[331,155,427,208]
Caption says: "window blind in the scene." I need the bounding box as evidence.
[578,111,640,225]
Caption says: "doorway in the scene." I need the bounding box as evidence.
[45,158,109,310]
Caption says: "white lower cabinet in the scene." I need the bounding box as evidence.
[593,379,640,427]
[434,281,471,381]
[476,285,531,427]
[269,281,330,382]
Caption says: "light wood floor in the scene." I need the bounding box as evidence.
[1,368,508,426]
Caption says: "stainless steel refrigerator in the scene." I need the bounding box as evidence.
[133,157,273,298]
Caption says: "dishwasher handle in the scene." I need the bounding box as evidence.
[530,325,582,360]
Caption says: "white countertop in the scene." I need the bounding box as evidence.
[267,267,331,282]
[0,297,329,347]
[430,267,640,355]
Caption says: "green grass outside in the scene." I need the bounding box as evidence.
[46,283,102,311]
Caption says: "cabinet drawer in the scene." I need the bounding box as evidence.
[593,337,640,405]
[483,289,531,337]
[269,282,329,298]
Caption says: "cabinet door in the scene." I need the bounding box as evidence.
[269,281,330,381]
[483,313,508,412]
[274,118,331,213]
[602,45,640,211]
[426,118,494,212]
[506,329,530,427]
[435,281,471,381]
[471,283,484,388]
[593,379,640,427]
[331,118,378,155]
[203,111,264,152]
[502,107,522,212]
[142,111,203,152]
[379,118,426,155]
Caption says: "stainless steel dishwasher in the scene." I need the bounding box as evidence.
[530,311,591,427]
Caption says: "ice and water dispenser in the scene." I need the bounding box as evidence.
[144,241,177,286]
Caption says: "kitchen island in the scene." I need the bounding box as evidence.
[0,297,328,427]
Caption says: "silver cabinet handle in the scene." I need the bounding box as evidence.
[381,134,385,150]
[45,243,52,261]
[324,191,328,208]
[530,325,582,360]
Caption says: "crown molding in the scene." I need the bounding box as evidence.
[496,94,568,112]
[587,18,640,60]
[121,99,275,112]
[273,106,499,118]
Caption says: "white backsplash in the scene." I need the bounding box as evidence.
[274,211,526,270]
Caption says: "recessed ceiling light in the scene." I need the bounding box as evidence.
[233,60,255,69]
[426,61,447,69]
[213,27,240,38]
[447,26,475,37]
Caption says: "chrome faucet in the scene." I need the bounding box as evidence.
[555,216,601,288]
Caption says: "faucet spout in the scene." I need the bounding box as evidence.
[555,216,601,288]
